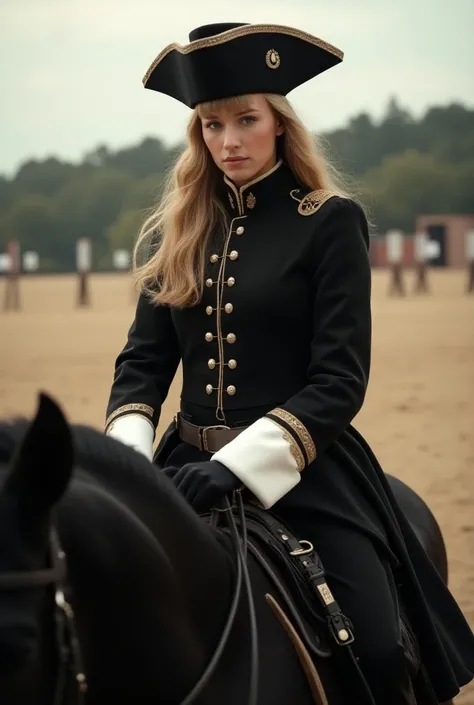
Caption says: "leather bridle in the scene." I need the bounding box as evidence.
[0,526,87,705]
[0,491,259,705]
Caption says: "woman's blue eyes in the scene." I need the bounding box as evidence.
[206,116,257,129]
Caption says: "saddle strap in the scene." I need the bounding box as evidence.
[278,526,355,647]
[246,538,331,659]
[243,506,355,648]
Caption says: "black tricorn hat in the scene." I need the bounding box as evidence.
[142,23,343,109]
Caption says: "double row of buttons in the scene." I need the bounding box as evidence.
[204,223,245,397]
[206,303,233,315]
[206,276,235,288]
[205,332,236,344]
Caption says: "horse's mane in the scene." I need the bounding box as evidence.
[0,416,167,497]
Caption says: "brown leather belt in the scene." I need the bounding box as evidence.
[177,414,248,453]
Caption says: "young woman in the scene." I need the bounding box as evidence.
[104,22,474,703]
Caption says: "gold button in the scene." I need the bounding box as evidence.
[227,277,235,287]
[210,254,219,263]
[208,358,216,369]
[236,226,245,235]
[226,385,236,396]
[224,303,233,314]
[338,629,350,642]
[205,332,214,342]
[228,359,237,369]
[229,250,239,261]
[206,278,213,287]
[206,305,213,315]
[226,333,236,344]
[206,384,213,395]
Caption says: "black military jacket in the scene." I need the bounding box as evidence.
[105,161,474,697]
[105,159,371,467]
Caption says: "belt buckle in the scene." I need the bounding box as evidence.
[199,424,230,452]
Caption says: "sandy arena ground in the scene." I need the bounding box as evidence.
[1,269,473,702]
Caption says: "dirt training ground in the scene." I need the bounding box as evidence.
[1,270,473,702]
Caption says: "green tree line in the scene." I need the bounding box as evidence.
[0,97,472,272]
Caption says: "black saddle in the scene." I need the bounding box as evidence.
[210,501,355,661]
[210,500,435,703]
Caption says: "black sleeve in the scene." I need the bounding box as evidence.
[104,292,181,433]
[266,197,371,460]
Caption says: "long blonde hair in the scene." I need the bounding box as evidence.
[133,93,357,308]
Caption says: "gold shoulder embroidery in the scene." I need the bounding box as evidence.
[290,188,338,216]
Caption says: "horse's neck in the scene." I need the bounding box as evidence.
[57,479,234,702]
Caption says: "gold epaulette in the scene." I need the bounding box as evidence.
[290,188,339,216]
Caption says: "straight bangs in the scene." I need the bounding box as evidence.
[197,94,254,119]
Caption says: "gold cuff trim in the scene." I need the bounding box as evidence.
[106,413,156,437]
[143,25,343,86]
[290,188,337,216]
[269,408,316,465]
[266,418,305,472]
[105,403,154,432]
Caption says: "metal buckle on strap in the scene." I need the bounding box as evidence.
[289,540,314,557]
[278,529,356,648]
[198,424,230,452]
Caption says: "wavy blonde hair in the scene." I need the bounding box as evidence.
[133,93,357,308]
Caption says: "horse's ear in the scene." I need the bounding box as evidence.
[5,392,74,510]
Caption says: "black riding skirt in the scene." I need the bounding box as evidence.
[154,405,474,702]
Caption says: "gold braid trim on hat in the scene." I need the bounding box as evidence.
[143,24,343,86]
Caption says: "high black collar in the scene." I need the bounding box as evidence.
[220,159,299,217]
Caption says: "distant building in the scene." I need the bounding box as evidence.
[415,214,474,267]
[370,214,474,267]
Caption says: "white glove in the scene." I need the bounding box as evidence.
[106,414,154,462]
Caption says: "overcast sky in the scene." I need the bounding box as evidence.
[1,0,473,177]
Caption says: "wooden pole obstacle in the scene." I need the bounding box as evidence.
[466,230,474,294]
[413,231,430,294]
[112,249,135,304]
[386,230,406,296]
[76,238,92,307]
[2,240,21,312]
[23,251,40,274]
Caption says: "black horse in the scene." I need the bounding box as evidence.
[0,394,449,705]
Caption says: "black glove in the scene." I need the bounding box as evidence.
[163,459,241,513]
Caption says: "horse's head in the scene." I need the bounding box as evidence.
[0,392,73,693]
